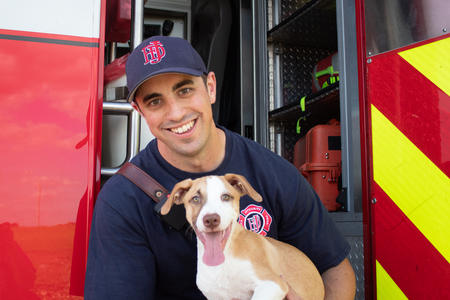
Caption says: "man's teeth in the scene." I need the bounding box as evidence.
[171,121,195,134]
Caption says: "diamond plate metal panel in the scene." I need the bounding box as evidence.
[281,0,314,21]
[282,46,336,106]
[347,236,365,300]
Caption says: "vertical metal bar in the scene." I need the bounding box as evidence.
[108,42,117,64]
[129,0,144,158]
[336,0,362,213]
[252,0,268,147]
[131,0,145,49]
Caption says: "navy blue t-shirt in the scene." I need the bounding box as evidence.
[85,126,350,299]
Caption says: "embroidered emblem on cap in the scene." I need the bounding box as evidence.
[141,40,166,65]
[239,204,272,236]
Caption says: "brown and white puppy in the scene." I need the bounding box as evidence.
[161,174,324,300]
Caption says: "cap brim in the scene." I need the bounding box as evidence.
[126,68,205,103]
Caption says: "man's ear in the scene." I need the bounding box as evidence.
[131,101,144,116]
[206,72,217,104]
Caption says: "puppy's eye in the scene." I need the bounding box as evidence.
[191,196,200,203]
[222,194,231,201]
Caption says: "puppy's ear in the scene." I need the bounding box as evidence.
[160,179,193,215]
[224,174,262,202]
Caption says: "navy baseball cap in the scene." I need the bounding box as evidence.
[126,36,208,102]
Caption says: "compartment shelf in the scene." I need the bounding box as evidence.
[267,0,337,50]
[269,82,340,136]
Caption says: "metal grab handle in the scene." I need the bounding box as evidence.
[101,102,141,176]
[101,0,145,177]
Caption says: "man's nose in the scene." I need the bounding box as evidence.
[165,97,187,121]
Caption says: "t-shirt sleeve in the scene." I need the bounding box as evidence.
[277,173,351,274]
[84,195,156,299]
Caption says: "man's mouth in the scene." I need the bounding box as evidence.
[170,120,195,134]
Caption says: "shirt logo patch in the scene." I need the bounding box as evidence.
[141,40,166,65]
[239,205,272,236]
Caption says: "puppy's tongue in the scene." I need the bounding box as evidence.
[202,231,225,266]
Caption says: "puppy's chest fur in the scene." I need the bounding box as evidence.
[196,254,265,300]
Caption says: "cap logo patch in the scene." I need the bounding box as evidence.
[141,41,166,65]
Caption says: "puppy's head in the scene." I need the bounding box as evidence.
[161,174,262,266]
[161,174,262,229]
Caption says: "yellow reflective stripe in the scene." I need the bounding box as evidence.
[399,37,450,96]
[372,105,450,263]
[376,261,408,300]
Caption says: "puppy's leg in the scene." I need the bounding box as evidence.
[251,281,287,300]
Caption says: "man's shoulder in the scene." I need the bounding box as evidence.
[98,172,142,204]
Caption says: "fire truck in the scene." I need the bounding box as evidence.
[1,0,449,299]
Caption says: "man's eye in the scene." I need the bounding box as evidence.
[179,88,192,95]
[149,99,162,106]
[191,196,200,203]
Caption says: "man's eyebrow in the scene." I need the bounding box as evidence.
[173,79,195,92]
[141,79,194,103]
[142,92,162,103]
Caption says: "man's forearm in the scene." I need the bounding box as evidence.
[321,258,356,300]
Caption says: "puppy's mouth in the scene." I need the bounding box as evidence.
[196,223,232,267]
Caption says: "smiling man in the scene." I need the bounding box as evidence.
[132,72,226,173]
[84,36,355,300]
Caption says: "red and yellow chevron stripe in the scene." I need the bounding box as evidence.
[368,35,450,299]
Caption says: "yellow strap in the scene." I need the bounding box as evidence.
[322,76,340,89]
[296,117,305,134]
[296,96,307,133]
[315,66,339,78]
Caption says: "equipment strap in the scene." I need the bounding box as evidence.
[117,162,169,203]
[117,162,188,230]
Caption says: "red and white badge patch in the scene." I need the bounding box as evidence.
[239,205,272,236]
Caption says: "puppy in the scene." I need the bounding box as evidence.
[161,174,324,300]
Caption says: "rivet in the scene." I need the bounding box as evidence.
[323,175,326,179]
[444,28,447,32]
[367,58,372,64]
[156,191,163,198]
[372,198,377,204]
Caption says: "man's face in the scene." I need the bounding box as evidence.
[132,72,217,160]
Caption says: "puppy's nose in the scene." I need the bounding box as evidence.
[203,213,221,228]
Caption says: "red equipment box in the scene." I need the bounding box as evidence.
[293,120,342,211]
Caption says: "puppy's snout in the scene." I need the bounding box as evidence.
[203,213,221,228]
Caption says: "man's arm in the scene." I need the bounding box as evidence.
[283,258,355,300]
[320,258,356,300]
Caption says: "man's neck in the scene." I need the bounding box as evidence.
[158,127,226,173]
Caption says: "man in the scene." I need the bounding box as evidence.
[85,36,355,299]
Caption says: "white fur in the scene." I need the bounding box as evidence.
[197,255,285,300]
[195,177,238,232]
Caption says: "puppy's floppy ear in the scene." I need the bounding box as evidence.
[160,179,193,215]
[224,174,262,202]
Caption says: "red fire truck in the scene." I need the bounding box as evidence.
[1,0,449,299]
